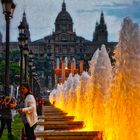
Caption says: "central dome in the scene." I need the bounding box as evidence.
[55,1,73,33]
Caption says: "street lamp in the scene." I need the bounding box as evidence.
[1,0,16,96]
[32,72,39,97]
[28,50,34,91]
[18,22,27,85]
[23,44,29,82]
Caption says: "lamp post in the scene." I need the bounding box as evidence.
[23,44,29,82]
[1,0,16,96]
[18,22,27,85]
[28,50,33,91]
[32,72,39,97]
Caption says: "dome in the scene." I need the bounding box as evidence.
[56,11,72,23]
[55,1,73,32]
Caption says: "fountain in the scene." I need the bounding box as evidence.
[49,18,140,140]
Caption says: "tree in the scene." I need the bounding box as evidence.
[0,59,20,84]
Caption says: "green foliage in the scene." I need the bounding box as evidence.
[0,59,20,84]
[10,62,20,84]
[1,114,24,139]
[10,50,20,61]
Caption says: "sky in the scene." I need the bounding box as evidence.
[0,0,140,42]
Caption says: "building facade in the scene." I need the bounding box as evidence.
[1,1,117,89]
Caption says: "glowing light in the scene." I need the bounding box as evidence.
[49,18,140,140]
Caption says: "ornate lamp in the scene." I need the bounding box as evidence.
[1,0,16,95]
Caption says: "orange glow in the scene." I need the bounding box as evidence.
[74,69,78,74]
[50,18,140,140]
[50,69,140,140]
[55,68,61,75]
[65,68,71,77]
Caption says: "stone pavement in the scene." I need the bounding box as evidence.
[35,119,44,140]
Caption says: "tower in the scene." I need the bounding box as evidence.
[93,11,108,44]
[21,11,31,42]
[93,21,99,42]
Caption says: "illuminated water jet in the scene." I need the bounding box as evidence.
[49,18,140,140]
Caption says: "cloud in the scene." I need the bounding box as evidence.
[105,15,122,42]
[76,9,99,14]
[0,0,139,42]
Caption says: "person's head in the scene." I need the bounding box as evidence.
[4,96,10,103]
[20,83,30,96]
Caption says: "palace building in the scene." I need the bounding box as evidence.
[0,1,117,89]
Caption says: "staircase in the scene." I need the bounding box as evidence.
[35,105,103,140]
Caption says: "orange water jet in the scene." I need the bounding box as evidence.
[50,18,140,140]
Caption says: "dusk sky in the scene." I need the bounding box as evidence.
[0,0,140,42]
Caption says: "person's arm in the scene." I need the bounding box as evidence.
[22,95,36,114]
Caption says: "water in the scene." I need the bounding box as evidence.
[49,18,140,140]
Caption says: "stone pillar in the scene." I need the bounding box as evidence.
[61,59,65,83]
[70,59,74,76]
[80,60,83,74]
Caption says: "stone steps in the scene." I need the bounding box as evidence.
[35,105,103,140]
[38,115,75,121]
[38,121,83,130]
[36,131,102,140]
